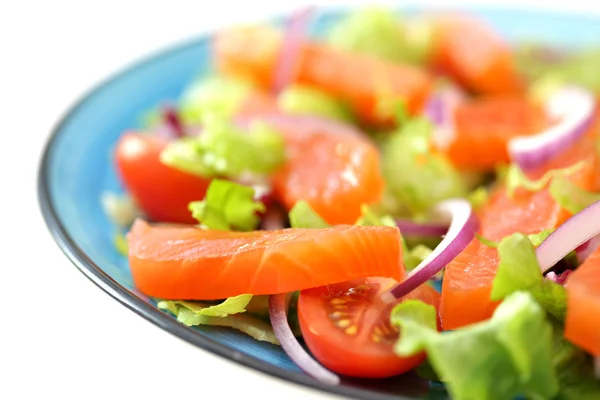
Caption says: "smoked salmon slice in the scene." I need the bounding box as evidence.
[214,25,432,126]
[128,219,403,300]
[267,116,385,225]
[565,246,600,356]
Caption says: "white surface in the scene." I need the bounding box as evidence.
[2,1,600,399]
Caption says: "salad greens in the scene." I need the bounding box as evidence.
[158,300,279,344]
[490,233,567,320]
[326,7,433,64]
[178,76,255,125]
[277,84,354,122]
[381,117,468,215]
[288,200,329,229]
[392,292,558,400]
[161,117,285,179]
[188,179,265,231]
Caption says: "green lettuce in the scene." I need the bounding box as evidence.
[114,232,129,257]
[160,117,285,179]
[550,177,600,214]
[516,44,600,93]
[188,179,265,231]
[195,294,253,317]
[381,117,468,215]
[288,200,329,229]
[277,84,354,122]
[403,244,433,272]
[391,292,558,400]
[178,76,254,125]
[490,233,567,320]
[326,8,433,64]
[158,300,278,345]
[354,204,396,227]
[505,161,584,197]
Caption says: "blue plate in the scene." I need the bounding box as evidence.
[37,6,600,400]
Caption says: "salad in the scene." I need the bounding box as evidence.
[103,7,600,400]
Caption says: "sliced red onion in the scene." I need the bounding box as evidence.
[425,84,465,126]
[575,235,600,264]
[428,85,466,149]
[155,106,185,139]
[273,6,315,94]
[383,199,479,301]
[260,206,287,231]
[508,86,595,170]
[536,200,600,273]
[545,270,572,285]
[395,219,449,237]
[268,294,340,385]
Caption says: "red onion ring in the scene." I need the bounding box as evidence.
[536,200,600,273]
[268,294,340,385]
[575,235,600,264]
[545,270,572,285]
[273,6,315,94]
[395,219,449,237]
[428,85,466,149]
[383,199,479,301]
[508,86,595,171]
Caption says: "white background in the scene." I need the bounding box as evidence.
[2,1,599,399]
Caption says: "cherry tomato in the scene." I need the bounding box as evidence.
[114,133,211,224]
[298,277,441,378]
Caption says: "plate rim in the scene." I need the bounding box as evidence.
[36,5,600,400]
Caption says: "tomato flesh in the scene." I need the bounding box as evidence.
[298,277,440,378]
[114,133,211,224]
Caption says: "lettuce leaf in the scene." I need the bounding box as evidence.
[403,244,433,272]
[188,179,265,231]
[158,300,279,345]
[490,233,567,320]
[277,84,354,122]
[326,7,432,64]
[161,117,285,179]
[505,161,584,197]
[550,176,600,214]
[381,117,468,215]
[391,292,558,400]
[354,204,396,227]
[288,200,329,229]
[195,294,253,317]
[178,75,254,125]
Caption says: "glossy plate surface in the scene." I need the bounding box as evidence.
[38,6,600,400]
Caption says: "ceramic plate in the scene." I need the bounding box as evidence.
[38,6,600,400]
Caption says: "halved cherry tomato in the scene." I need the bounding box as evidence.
[114,133,211,224]
[298,278,440,378]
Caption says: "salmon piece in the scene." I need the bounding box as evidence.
[128,219,403,300]
[295,43,433,126]
[565,246,600,356]
[214,25,282,89]
[214,26,432,126]
[432,14,524,95]
[441,187,565,329]
[269,117,385,225]
[438,96,548,171]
